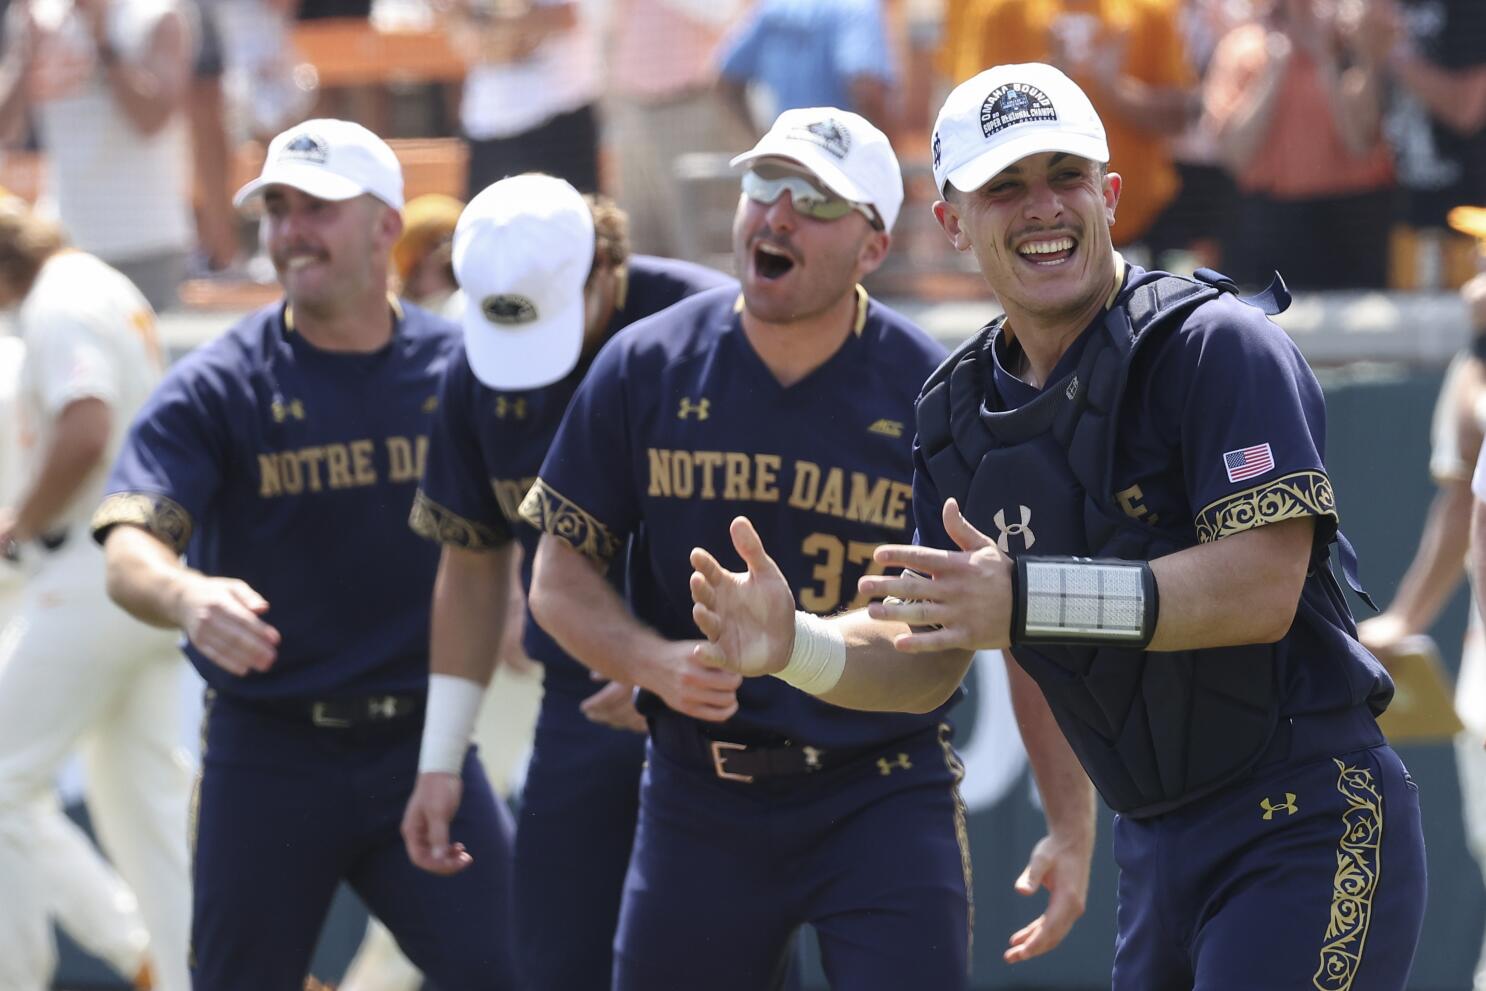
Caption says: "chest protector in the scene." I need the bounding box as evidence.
[917,270,1334,818]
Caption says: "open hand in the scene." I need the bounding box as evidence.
[1004,830,1091,963]
[859,499,1015,653]
[689,516,797,678]
[175,575,281,676]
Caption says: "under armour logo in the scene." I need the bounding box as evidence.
[422,395,439,414]
[877,753,913,776]
[678,397,710,421]
[802,746,825,771]
[271,398,306,423]
[1260,793,1298,820]
[993,505,1035,553]
[495,397,527,420]
[868,418,903,438]
[369,696,399,718]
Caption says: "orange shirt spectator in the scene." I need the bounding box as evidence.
[948,0,1195,245]
[1205,21,1393,198]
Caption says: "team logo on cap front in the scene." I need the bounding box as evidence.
[789,119,851,160]
[980,83,1057,138]
[481,294,538,325]
[279,132,329,165]
[932,131,942,170]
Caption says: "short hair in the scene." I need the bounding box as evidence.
[0,200,64,297]
[585,193,631,277]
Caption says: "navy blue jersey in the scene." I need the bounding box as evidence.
[410,256,733,692]
[522,285,954,748]
[915,263,1390,721]
[92,300,460,701]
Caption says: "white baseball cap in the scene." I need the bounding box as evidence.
[452,174,596,391]
[931,63,1108,195]
[730,107,904,232]
[234,118,405,211]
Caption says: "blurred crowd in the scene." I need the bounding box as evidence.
[0,0,1483,310]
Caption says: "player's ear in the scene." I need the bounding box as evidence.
[1103,170,1121,228]
[372,200,404,252]
[855,228,892,278]
[932,196,972,253]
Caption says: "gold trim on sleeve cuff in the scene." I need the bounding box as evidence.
[408,489,510,550]
[1194,470,1337,543]
[517,478,620,564]
[91,492,194,554]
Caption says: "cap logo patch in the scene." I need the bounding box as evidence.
[980,83,1057,138]
[789,119,851,159]
[932,131,942,170]
[481,294,538,325]
[279,132,329,165]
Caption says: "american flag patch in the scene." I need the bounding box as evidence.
[1224,443,1274,483]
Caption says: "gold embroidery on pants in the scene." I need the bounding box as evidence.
[938,722,974,972]
[1312,759,1382,991]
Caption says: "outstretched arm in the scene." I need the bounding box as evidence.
[102,523,280,675]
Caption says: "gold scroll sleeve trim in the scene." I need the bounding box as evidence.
[517,477,621,564]
[408,489,510,551]
[1311,759,1382,991]
[91,492,194,554]
[1194,470,1336,544]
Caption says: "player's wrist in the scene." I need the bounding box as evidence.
[771,611,846,695]
[418,673,484,775]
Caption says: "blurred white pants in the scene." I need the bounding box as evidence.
[0,538,192,991]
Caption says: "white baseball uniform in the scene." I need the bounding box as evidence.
[0,251,191,991]
[1442,354,1486,991]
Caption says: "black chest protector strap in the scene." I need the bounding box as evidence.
[917,269,1364,817]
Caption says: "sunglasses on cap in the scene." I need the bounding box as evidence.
[741,170,883,230]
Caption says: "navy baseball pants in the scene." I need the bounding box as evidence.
[1112,733,1426,990]
[614,722,972,991]
[512,682,647,989]
[189,693,518,990]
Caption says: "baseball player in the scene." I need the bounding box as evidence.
[91,119,518,991]
[402,173,732,989]
[523,108,1088,990]
[692,63,1429,989]
[0,199,191,991]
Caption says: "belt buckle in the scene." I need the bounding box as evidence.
[310,703,351,729]
[709,740,754,783]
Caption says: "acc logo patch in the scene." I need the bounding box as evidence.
[279,132,329,165]
[481,294,539,325]
[980,83,1057,139]
[790,119,851,159]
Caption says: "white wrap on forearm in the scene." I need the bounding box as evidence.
[418,674,484,775]
[772,611,846,696]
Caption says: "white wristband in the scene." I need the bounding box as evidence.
[772,611,846,696]
[418,674,484,775]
